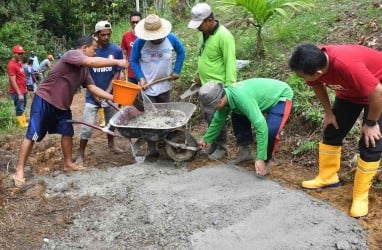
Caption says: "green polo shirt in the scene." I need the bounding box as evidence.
[197,23,237,86]
[203,78,294,160]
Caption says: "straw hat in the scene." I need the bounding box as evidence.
[134,14,172,41]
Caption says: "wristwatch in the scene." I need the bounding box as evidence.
[365,119,378,127]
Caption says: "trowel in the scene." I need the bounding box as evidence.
[180,82,201,100]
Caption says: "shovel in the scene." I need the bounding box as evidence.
[105,99,144,122]
[180,82,201,100]
[66,119,121,137]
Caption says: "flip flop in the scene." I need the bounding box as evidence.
[13,174,25,188]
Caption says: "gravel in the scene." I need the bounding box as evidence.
[40,161,367,250]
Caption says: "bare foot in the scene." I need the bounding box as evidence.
[13,174,25,187]
[63,163,86,172]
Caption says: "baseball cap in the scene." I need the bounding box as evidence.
[188,3,212,29]
[95,21,112,33]
[198,82,224,112]
[12,45,25,53]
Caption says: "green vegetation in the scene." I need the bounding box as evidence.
[218,0,313,58]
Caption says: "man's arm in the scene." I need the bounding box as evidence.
[168,34,185,76]
[9,75,24,101]
[367,83,382,121]
[222,33,237,85]
[82,57,127,69]
[87,84,113,101]
[130,39,145,82]
[362,83,382,147]
[312,84,338,130]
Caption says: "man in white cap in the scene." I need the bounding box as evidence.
[75,20,125,166]
[188,3,254,163]
[131,14,186,159]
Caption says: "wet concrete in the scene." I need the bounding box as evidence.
[41,162,366,249]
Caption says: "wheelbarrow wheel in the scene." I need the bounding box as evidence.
[165,130,198,162]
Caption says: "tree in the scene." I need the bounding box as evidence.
[219,0,313,59]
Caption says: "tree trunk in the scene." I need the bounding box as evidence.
[255,26,265,59]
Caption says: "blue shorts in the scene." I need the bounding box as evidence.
[26,95,74,142]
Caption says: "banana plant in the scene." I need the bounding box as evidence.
[218,0,313,59]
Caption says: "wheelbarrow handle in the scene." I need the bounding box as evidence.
[163,138,200,151]
[66,119,121,137]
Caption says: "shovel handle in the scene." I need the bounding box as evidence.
[105,100,120,111]
[144,76,173,88]
[66,119,120,137]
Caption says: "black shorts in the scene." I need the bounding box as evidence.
[27,85,34,92]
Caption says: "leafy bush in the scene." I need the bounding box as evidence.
[286,74,323,127]
[0,99,16,129]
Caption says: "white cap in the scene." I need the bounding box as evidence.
[95,21,112,32]
[188,3,212,29]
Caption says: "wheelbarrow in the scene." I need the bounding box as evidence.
[109,102,199,162]
[69,102,199,163]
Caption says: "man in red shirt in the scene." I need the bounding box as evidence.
[289,43,382,218]
[120,11,142,83]
[7,45,28,128]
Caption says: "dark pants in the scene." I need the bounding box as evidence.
[128,77,138,84]
[232,100,293,161]
[323,98,382,162]
[231,113,253,145]
[147,91,170,103]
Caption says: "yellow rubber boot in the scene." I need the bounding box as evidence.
[350,158,379,218]
[22,113,29,127]
[302,142,341,189]
[98,108,106,127]
[16,116,27,128]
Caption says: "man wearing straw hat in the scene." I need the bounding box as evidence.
[75,20,125,166]
[131,14,185,158]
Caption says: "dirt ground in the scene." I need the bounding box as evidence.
[0,90,382,249]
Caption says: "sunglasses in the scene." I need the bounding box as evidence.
[17,53,24,55]
[130,21,140,24]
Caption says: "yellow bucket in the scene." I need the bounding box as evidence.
[113,80,141,105]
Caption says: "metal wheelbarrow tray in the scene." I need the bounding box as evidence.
[109,102,199,162]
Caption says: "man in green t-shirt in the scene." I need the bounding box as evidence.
[198,78,293,176]
[188,3,254,162]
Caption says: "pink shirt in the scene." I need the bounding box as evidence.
[36,49,94,110]
[7,58,27,94]
[308,45,382,104]
[120,30,137,78]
